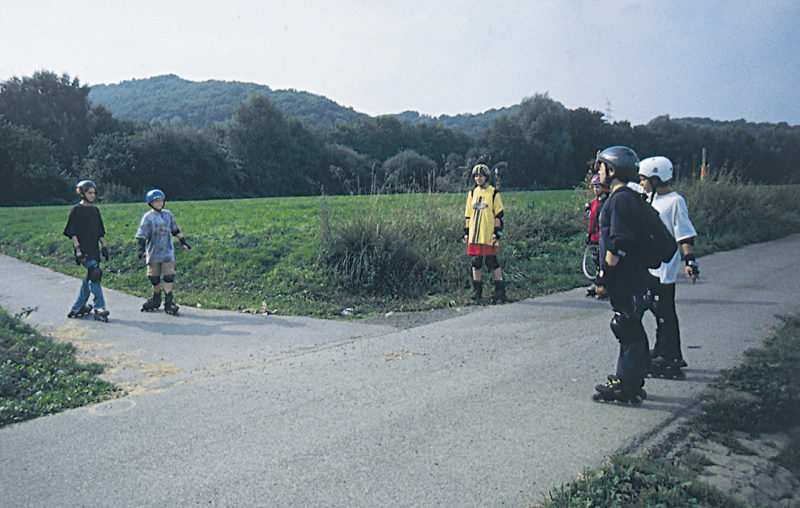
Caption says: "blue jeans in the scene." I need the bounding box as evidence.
[71,260,106,312]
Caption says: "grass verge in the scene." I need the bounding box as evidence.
[0,307,118,427]
[537,311,800,507]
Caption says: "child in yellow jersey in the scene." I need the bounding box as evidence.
[463,164,505,303]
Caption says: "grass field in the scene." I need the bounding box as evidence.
[0,190,585,316]
[1,181,800,317]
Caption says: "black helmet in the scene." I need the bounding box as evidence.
[471,164,490,178]
[597,146,640,182]
[76,180,97,198]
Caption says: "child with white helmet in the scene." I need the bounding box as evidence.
[638,156,699,378]
[135,189,191,315]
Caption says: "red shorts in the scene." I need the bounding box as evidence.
[467,243,498,256]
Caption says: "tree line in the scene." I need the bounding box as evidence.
[1,71,798,206]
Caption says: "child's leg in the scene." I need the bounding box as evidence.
[470,256,484,299]
[84,261,106,310]
[162,262,176,294]
[88,280,106,310]
[71,278,91,312]
[487,256,505,302]
[147,263,162,293]
[141,263,163,311]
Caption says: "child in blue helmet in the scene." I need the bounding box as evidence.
[135,189,191,314]
[64,180,111,322]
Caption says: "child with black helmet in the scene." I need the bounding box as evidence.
[63,180,111,322]
[135,189,191,315]
[638,156,698,378]
[592,146,650,405]
[463,163,506,303]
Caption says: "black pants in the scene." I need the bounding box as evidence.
[647,275,683,362]
[606,275,650,391]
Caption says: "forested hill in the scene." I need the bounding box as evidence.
[87,74,516,136]
[88,74,370,130]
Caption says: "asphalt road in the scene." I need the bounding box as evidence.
[1,234,799,507]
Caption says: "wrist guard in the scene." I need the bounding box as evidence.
[179,237,191,249]
[494,228,503,239]
[73,245,84,265]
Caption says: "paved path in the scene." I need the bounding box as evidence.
[1,234,799,507]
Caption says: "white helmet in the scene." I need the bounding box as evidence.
[638,156,673,183]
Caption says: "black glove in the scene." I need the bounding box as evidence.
[101,246,109,261]
[73,245,85,265]
[137,238,146,260]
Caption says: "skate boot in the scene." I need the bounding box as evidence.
[650,356,686,379]
[593,377,646,405]
[163,292,179,315]
[67,304,93,318]
[141,291,162,312]
[490,279,506,304]
[470,280,482,300]
[92,309,110,322]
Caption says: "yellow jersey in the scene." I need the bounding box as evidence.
[465,185,503,246]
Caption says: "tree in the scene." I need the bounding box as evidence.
[0,71,92,172]
[225,94,322,196]
[0,117,67,205]
[381,149,438,192]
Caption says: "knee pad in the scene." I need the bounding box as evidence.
[87,264,102,283]
[471,255,484,270]
[610,312,640,344]
[163,274,175,283]
[148,275,162,286]
[485,255,499,271]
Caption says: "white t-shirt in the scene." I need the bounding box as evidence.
[648,191,697,284]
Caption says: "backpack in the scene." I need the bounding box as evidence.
[621,187,678,269]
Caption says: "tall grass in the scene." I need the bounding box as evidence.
[319,194,464,298]
[678,178,800,254]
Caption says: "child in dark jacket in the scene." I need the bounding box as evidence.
[63,180,110,322]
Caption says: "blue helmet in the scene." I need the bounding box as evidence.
[146,189,165,204]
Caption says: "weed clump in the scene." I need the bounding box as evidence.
[0,308,118,426]
[319,195,463,298]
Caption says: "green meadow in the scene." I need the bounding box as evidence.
[1,181,800,318]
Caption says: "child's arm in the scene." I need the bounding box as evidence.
[99,236,109,261]
[70,235,85,265]
[170,213,191,251]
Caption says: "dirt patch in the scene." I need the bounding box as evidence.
[363,305,483,329]
[661,427,800,506]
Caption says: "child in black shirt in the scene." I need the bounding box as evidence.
[63,180,110,321]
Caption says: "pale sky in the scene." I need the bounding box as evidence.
[2,0,799,126]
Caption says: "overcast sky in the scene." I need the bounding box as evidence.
[2,0,798,125]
